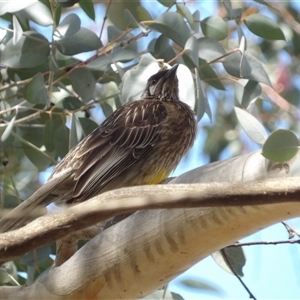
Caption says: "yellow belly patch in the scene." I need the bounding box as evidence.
[143,170,170,185]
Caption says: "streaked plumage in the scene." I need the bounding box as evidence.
[0,64,197,232]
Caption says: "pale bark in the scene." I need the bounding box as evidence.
[0,151,300,299]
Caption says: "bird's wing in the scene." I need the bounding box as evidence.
[0,168,73,233]
[71,99,168,201]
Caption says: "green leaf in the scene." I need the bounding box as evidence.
[69,113,84,149]
[198,37,226,61]
[100,102,114,118]
[0,262,17,285]
[0,0,36,14]
[44,118,64,152]
[157,0,174,8]
[136,6,153,22]
[59,0,80,7]
[212,247,246,277]
[56,13,81,39]
[234,106,267,145]
[56,96,83,110]
[143,290,184,300]
[223,52,272,86]
[176,3,194,28]
[79,0,95,21]
[148,12,191,47]
[199,61,225,90]
[245,14,285,40]
[12,15,23,45]
[192,10,200,32]
[125,9,147,32]
[79,118,98,136]
[201,16,228,40]
[236,80,262,108]
[18,2,53,26]
[184,36,199,67]
[181,278,221,294]
[69,68,96,103]
[56,28,102,56]
[24,73,48,104]
[54,124,70,158]
[262,129,299,163]
[153,35,176,63]
[1,114,17,142]
[2,31,50,68]
[22,142,52,172]
[195,70,211,122]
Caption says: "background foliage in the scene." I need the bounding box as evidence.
[0,0,300,298]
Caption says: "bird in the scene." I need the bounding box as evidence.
[0,64,197,233]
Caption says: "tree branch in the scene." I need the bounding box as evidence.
[1,177,300,263]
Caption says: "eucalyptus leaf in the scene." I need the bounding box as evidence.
[201,16,228,40]
[143,290,184,300]
[195,70,211,122]
[79,0,95,21]
[44,118,64,152]
[184,36,199,67]
[56,13,81,39]
[69,113,84,149]
[262,129,299,163]
[198,37,226,61]
[245,14,285,40]
[223,52,272,86]
[234,106,267,145]
[24,73,48,104]
[69,68,96,103]
[1,114,17,142]
[0,0,36,14]
[0,262,17,284]
[56,97,83,110]
[176,3,194,27]
[199,62,225,90]
[57,28,101,56]
[125,9,147,32]
[79,118,98,136]
[54,124,70,158]
[12,15,23,45]
[136,6,153,22]
[148,12,190,47]
[157,0,174,8]
[192,10,200,32]
[2,32,50,68]
[212,247,246,277]
[235,80,262,108]
[153,35,176,62]
[18,2,53,26]
[181,278,221,294]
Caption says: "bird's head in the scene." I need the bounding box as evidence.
[142,64,179,101]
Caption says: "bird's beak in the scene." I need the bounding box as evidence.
[164,64,179,80]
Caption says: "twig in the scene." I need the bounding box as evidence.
[221,249,257,300]
[99,0,112,39]
[229,239,300,247]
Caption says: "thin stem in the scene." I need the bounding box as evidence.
[221,249,257,300]
[229,239,300,247]
[99,0,112,39]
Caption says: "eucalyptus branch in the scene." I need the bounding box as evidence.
[99,0,112,39]
[229,239,300,247]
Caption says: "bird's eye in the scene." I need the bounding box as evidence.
[151,79,157,85]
